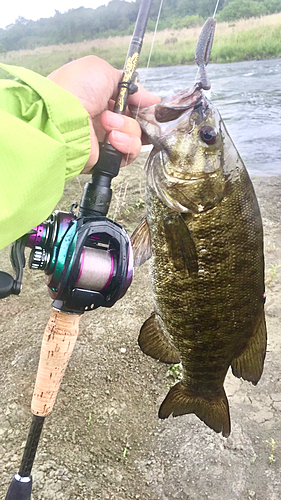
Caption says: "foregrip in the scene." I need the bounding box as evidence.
[31,309,81,417]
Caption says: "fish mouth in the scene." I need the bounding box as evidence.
[130,83,205,124]
[130,83,207,145]
[153,83,204,124]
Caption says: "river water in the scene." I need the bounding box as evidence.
[138,58,281,177]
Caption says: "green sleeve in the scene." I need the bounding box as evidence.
[0,63,91,250]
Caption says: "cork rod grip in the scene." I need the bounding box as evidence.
[31,309,81,417]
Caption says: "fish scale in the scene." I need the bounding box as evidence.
[131,87,266,437]
[152,188,262,338]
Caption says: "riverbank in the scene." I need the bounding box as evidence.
[0,13,280,76]
[0,159,281,499]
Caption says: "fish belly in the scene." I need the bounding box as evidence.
[146,170,266,436]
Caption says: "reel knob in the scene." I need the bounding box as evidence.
[0,272,16,298]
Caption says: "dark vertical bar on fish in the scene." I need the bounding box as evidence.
[195,17,216,90]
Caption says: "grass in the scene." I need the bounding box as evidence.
[268,263,281,279]
[266,240,277,253]
[212,22,281,62]
[264,437,277,463]
[0,13,280,77]
[166,363,182,388]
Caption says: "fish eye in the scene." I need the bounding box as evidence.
[200,126,217,145]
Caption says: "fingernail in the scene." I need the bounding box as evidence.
[105,111,124,129]
[111,130,130,144]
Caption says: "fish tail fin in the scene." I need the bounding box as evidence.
[159,381,231,437]
[231,312,267,385]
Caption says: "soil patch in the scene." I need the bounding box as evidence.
[0,155,280,500]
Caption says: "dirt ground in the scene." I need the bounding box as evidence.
[0,154,280,500]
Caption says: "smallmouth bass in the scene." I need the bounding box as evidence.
[131,84,267,437]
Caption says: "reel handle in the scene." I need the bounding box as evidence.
[31,309,81,417]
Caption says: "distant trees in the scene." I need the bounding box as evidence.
[0,0,280,53]
[175,0,224,18]
[218,0,281,20]
[217,0,266,21]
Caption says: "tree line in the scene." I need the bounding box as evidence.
[0,0,280,52]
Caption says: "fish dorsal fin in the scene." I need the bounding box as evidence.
[164,214,198,276]
[231,310,267,385]
[159,380,231,438]
[138,312,180,364]
[131,217,152,267]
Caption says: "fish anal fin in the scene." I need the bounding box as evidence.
[159,381,231,438]
[231,311,267,385]
[138,313,180,364]
[131,217,152,267]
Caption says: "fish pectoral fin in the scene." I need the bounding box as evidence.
[231,311,267,385]
[138,312,180,364]
[164,214,198,275]
[159,381,231,438]
[131,217,152,267]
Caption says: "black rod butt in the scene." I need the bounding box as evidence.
[5,474,32,500]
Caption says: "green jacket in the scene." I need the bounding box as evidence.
[0,64,91,250]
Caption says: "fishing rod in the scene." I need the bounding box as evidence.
[1,0,153,498]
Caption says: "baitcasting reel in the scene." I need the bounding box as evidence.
[0,144,134,313]
[0,9,146,315]
[2,1,153,497]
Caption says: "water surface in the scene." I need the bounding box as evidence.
[139,59,281,177]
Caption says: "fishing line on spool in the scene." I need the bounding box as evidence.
[76,246,114,291]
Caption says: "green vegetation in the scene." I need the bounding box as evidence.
[166,363,182,388]
[0,1,280,74]
[0,13,280,75]
[217,0,280,21]
[266,240,277,253]
[211,20,281,62]
[0,0,280,53]
[0,1,209,52]
[264,437,277,463]
[265,260,281,286]
[121,446,128,460]
[268,263,281,279]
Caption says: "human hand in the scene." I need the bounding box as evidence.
[48,55,160,173]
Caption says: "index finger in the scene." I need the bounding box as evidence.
[128,83,161,108]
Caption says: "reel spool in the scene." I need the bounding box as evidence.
[26,211,134,313]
